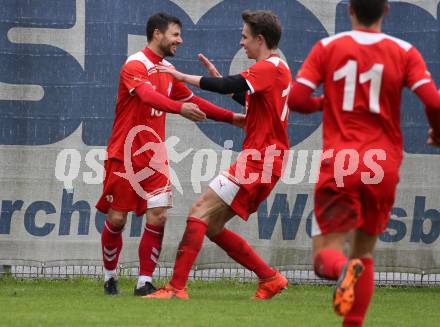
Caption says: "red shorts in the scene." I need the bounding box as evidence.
[313,163,399,236]
[95,159,172,217]
[209,162,279,220]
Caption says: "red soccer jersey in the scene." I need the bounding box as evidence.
[239,54,292,176]
[296,30,432,162]
[106,48,193,168]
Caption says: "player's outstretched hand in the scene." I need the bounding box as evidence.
[198,53,222,77]
[427,128,440,147]
[180,102,206,122]
[156,64,185,81]
[232,113,246,128]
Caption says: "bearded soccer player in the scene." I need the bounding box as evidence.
[289,0,440,325]
[146,10,291,300]
[96,12,244,296]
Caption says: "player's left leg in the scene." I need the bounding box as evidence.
[205,220,286,300]
[204,170,287,300]
[341,166,398,325]
[208,229,277,279]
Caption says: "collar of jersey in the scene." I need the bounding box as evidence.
[353,28,381,34]
[266,53,280,60]
[142,47,163,65]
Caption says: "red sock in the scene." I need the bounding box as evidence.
[101,220,123,270]
[209,229,275,279]
[169,217,207,289]
[343,258,374,327]
[138,223,164,277]
[313,249,347,280]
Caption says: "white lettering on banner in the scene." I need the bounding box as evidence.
[55,149,82,191]
[55,148,106,189]
[83,149,106,185]
[191,149,218,193]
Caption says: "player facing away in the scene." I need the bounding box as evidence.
[96,12,244,296]
[289,0,440,325]
[146,10,291,300]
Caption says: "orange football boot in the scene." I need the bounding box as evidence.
[333,259,365,316]
[252,271,288,300]
[143,284,189,300]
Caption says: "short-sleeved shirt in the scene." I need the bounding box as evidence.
[296,30,432,164]
[239,54,292,176]
[106,48,193,168]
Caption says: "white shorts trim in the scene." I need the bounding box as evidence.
[147,191,173,209]
[209,174,240,206]
[311,213,322,237]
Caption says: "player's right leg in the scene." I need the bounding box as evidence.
[340,166,399,326]
[135,169,173,295]
[101,209,128,295]
[135,206,169,296]
[95,159,140,295]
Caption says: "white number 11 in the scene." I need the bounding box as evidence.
[333,60,384,114]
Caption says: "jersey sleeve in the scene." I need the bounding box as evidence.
[170,79,194,101]
[405,47,432,92]
[120,61,151,95]
[239,60,275,94]
[295,41,325,91]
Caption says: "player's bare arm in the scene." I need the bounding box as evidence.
[198,53,246,105]
[157,64,249,95]
[198,53,222,77]
[157,63,247,125]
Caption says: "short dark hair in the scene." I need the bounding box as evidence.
[241,10,281,49]
[350,0,388,26]
[146,12,182,42]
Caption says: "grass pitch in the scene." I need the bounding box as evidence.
[0,277,439,327]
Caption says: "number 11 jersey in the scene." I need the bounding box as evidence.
[296,30,432,162]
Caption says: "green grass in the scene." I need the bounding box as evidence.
[0,277,439,327]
